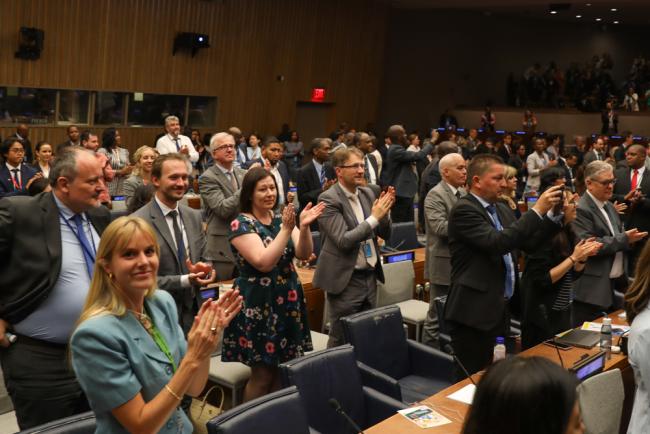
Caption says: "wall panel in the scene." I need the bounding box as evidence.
[1,0,389,147]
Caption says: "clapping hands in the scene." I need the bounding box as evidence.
[299,202,326,229]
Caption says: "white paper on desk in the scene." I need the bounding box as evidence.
[447,384,476,405]
[581,322,630,334]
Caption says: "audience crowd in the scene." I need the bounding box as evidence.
[1,114,649,433]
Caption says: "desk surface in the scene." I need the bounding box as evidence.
[366,312,631,434]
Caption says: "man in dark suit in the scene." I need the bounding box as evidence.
[0,138,39,197]
[314,147,394,347]
[614,132,634,163]
[55,125,81,154]
[601,101,618,135]
[296,137,335,215]
[351,132,379,186]
[612,145,650,275]
[134,153,214,334]
[583,136,606,166]
[250,137,292,205]
[0,148,110,429]
[445,154,563,377]
[380,125,433,222]
[572,161,647,324]
[556,152,577,192]
[200,132,249,281]
[8,124,33,165]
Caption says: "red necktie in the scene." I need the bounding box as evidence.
[631,169,639,191]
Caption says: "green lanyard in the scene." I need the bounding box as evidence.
[143,306,177,373]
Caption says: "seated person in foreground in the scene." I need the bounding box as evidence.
[462,356,584,434]
[71,216,242,434]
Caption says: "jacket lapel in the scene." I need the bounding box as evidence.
[584,194,614,235]
[335,184,360,228]
[42,193,62,266]
[150,202,182,267]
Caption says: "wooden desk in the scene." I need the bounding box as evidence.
[366,312,632,434]
[297,248,426,332]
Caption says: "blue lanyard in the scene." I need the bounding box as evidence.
[58,211,97,262]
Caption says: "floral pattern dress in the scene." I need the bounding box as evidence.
[221,214,313,366]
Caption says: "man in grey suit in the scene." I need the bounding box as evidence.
[134,153,214,334]
[313,147,395,347]
[199,132,252,281]
[572,161,648,324]
[582,137,606,166]
[422,153,467,348]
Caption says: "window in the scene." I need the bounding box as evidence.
[0,87,56,125]
[95,92,125,125]
[59,90,89,124]
[128,93,185,126]
[188,96,217,127]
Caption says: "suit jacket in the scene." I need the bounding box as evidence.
[556,157,575,192]
[133,200,205,333]
[7,134,33,165]
[572,193,629,308]
[601,110,618,134]
[296,160,335,212]
[380,143,433,197]
[249,158,291,200]
[364,153,379,185]
[0,192,110,323]
[445,194,560,331]
[583,149,605,166]
[71,290,191,433]
[313,183,391,295]
[0,163,37,197]
[56,140,79,154]
[199,165,247,263]
[612,167,650,233]
[424,182,466,285]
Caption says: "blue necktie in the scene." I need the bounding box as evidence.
[168,210,187,270]
[174,138,180,151]
[486,205,515,299]
[319,167,326,187]
[72,214,96,279]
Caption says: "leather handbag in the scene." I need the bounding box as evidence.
[190,385,225,434]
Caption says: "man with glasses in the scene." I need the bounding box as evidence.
[156,115,199,164]
[200,132,250,281]
[313,147,395,347]
[573,161,648,324]
[0,138,39,197]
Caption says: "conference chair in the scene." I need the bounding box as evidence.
[209,330,329,407]
[17,411,95,434]
[311,231,321,257]
[385,222,422,251]
[341,305,455,403]
[279,345,407,434]
[206,386,319,434]
[376,260,428,341]
[577,368,624,434]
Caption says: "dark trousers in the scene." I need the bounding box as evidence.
[572,301,610,327]
[422,284,449,349]
[1,336,90,429]
[448,319,507,381]
[326,270,377,348]
[391,196,414,223]
[522,307,572,350]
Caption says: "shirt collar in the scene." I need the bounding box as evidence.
[444,181,458,195]
[338,182,358,199]
[633,166,646,175]
[586,190,606,209]
[53,193,84,221]
[312,159,323,172]
[5,162,20,171]
[470,192,491,208]
[264,158,278,169]
[155,195,178,215]
[215,162,233,175]
[167,133,180,141]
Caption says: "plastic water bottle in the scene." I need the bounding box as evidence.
[600,317,612,360]
[493,336,506,362]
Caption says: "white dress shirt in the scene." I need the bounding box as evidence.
[364,155,378,185]
[265,158,285,205]
[5,162,22,188]
[156,134,199,163]
[155,196,192,287]
[339,183,378,269]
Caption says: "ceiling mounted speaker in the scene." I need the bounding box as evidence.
[15,27,44,60]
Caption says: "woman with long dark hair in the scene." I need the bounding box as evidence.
[98,128,132,197]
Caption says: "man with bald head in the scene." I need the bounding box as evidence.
[0,148,110,428]
[199,132,249,280]
[422,153,466,348]
[613,144,650,274]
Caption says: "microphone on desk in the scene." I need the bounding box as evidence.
[444,344,476,386]
[328,398,365,434]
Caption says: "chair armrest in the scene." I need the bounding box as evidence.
[363,386,409,426]
[408,340,454,381]
[357,361,402,402]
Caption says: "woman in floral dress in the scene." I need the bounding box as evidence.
[221,167,325,402]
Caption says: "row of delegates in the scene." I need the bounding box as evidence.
[221,167,324,402]
[71,216,243,434]
[0,138,48,197]
[123,146,159,210]
[463,356,584,434]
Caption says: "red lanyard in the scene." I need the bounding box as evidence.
[10,170,21,190]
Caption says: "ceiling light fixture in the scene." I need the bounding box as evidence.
[613,20,620,24]
[576,14,582,18]
[611,8,617,12]
[586,3,591,6]
[550,10,557,14]
[595,17,602,21]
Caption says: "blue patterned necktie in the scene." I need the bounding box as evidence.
[319,167,326,187]
[486,204,515,299]
[72,214,96,279]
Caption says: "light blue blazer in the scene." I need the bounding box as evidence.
[71,290,192,434]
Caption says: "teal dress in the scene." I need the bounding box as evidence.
[222,214,313,366]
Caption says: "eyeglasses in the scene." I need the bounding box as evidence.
[215,144,235,151]
[591,178,617,186]
[8,148,25,154]
[339,163,366,170]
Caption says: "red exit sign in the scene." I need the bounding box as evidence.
[311,88,326,102]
